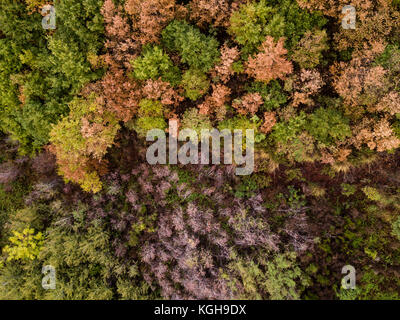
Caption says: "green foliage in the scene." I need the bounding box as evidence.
[341,184,357,197]
[228,0,326,55]
[131,45,181,85]
[0,204,157,300]
[129,208,157,247]
[245,80,287,111]
[285,186,307,210]
[180,108,212,141]
[134,118,167,139]
[137,99,164,118]
[362,186,384,203]
[307,108,351,145]
[0,181,31,248]
[374,44,400,70]
[264,252,311,299]
[270,0,327,50]
[227,251,310,300]
[3,228,44,262]
[162,20,220,72]
[39,222,115,299]
[181,69,210,100]
[0,0,105,154]
[225,255,266,300]
[217,115,262,153]
[0,259,44,299]
[50,95,120,193]
[392,216,400,241]
[337,268,400,300]
[270,112,317,162]
[0,1,53,154]
[1,0,400,302]
[219,116,260,134]
[234,176,259,198]
[292,29,329,69]
[271,112,306,145]
[133,99,166,138]
[229,0,285,55]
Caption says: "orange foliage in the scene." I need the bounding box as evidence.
[372,91,400,115]
[102,0,139,69]
[260,111,277,134]
[331,45,387,110]
[189,0,229,27]
[232,92,263,116]
[291,69,324,107]
[189,0,247,27]
[334,3,399,51]
[246,36,293,83]
[212,44,240,83]
[296,0,400,51]
[351,118,400,152]
[125,0,176,45]
[142,79,184,107]
[100,70,142,122]
[198,84,231,121]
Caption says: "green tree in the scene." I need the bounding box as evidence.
[131,45,181,86]
[0,0,105,154]
[181,69,210,100]
[49,94,120,193]
[307,108,351,145]
[162,20,220,72]
[132,99,167,138]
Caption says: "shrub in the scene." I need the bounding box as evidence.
[3,228,44,262]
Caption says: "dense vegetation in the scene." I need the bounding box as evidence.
[1,0,400,300]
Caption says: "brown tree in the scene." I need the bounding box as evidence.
[246,36,293,84]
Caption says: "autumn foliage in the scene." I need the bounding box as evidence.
[1,0,400,301]
[246,36,293,83]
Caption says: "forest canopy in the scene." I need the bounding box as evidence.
[0,0,400,300]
